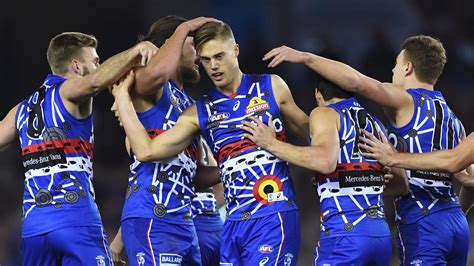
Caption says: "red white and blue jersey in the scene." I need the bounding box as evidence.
[316,98,390,238]
[15,74,102,238]
[196,73,297,221]
[387,89,464,224]
[191,191,219,218]
[122,80,198,224]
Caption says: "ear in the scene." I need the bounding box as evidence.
[69,59,82,75]
[405,61,414,76]
[234,43,240,57]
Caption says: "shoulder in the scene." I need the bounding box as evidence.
[310,106,339,121]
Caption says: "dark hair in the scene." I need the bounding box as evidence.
[47,32,97,75]
[140,15,188,47]
[401,35,446,85]
[194,21,234,53]
[315,75,354,101]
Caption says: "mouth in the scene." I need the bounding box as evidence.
[211,72,224,81]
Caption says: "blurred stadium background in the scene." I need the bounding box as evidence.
[1,0,473,265]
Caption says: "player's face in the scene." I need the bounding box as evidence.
[392,50,408,86]
[76,47,100,76]
[198,38,239,88]
[178,36,200,84]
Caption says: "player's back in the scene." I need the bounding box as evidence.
[16,74,102,238]
[388,88,464,224]
[122,80,199,225]
[316,97,390,238]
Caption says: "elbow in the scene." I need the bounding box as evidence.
[312,158,337,175]
[134,148,156,162]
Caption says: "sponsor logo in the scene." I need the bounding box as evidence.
[233,101,241,111]
[259,257,269,265]
[206,112,230,129]
[267,191,284,203]
[136,252,145,266]
[22,148,66,171]
[284,253,294,266]
[258,245,273,253]
[95,255,105,266]
[338,170,384,188]
[245,97,269,115]
[410,259,422,266]
[160,253,182,265]
[170,93,181,107]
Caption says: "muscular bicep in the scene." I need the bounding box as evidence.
[0,104,19,151]
[271,75,309,140]
[356,74,412,110]
[310,108,340,162]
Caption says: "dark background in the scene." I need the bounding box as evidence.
[1,0,473,265]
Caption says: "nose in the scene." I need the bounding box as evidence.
[211,58,219,70]
[111,101,117,112]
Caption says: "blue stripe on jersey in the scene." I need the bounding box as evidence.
[16,74,102,237]
[196,74,297,221]
[387,88,463,224]
[121,80,198,224]
[317,98,390,238]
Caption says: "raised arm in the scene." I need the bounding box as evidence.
[134,17,219,96]
[360,130,474,174]
[61,41,157,103]
[263,45,412,110]
[242,107,339,174]
[0,104,19,152]
[271,74,309,141]
[112,71,200,162]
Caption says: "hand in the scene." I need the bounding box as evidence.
[180,16,222,33]
[241,116,276,150]
[110,230,125,265]
[135,41,158,66]
[111,70,135,98]
[383,166,393,184]
[359,129,397,166]
[262,45,307,68]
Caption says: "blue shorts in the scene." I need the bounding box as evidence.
[314,235,391,266]
[220,210,301,265]
[121,218,201,266]
[396,207,469,266]
[21,226,112,266]
[194,215,223,266]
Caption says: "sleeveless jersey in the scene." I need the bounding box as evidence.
[387,88,464,224]
[121,80,198,224]
[196,73,297,221]
[316,98,390,238]
[15,74,102,237]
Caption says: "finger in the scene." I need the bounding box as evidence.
[383,166,391,173]
[141,54,146,66]
[360,151,375,158]
[242,133,255,142]
[359,143,376,153]
[379,131,389,144]
[241,125,256,135]
[267,115,273,128]
[242,121,257,130]
[262,47,281,61]
[359,136,376,147]
[268,53,285,68]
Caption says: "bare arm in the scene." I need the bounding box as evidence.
[0,105,19,151]
[360,131,474,173]
[242,107,339,174]
[134,17,219,96]
[263,45,412,110]
[110,227,125,265]
[61,41,157,103]
[194,137,221,190]
[112,72,200,162]
[383,167,409,197]
[271,74,309,141]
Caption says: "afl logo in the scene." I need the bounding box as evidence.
[259,245,273,253]
[206,112,230,129]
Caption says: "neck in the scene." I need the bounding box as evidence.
[218,70,243,95]
[404,78,434,91]
[326,97,346,105]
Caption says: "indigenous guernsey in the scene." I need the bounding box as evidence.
[196,74,297,221]
[121,80,198,224]
[387,88,468,265]
[387,89,464,224]
[16,74,102,238]
[314,98,391,265]
[317,98,390,238]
